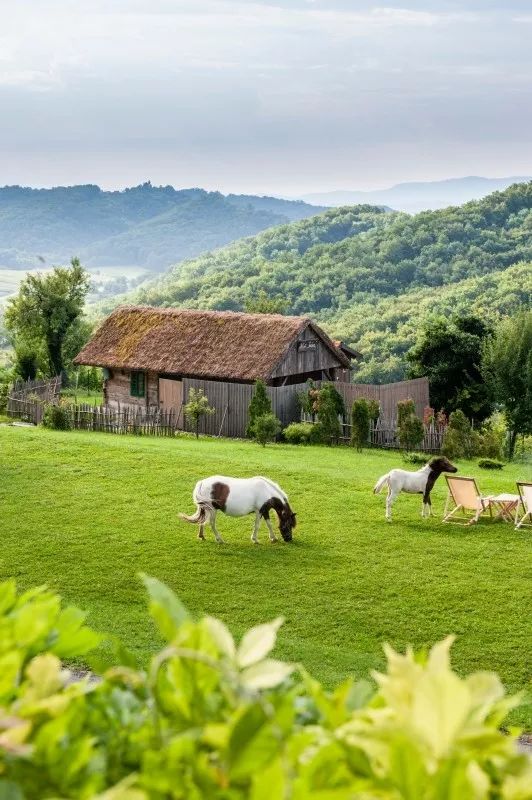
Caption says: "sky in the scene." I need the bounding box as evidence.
[1,0,531,195]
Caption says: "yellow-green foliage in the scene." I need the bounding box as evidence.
[0,577,530,799]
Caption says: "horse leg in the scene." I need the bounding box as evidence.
[266,516,278,543]
[251,511,260,544]
[386,489,397,522]
[198,523,205,540]
[209,510,225,544]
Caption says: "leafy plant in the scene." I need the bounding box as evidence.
[42,401,72,431]
[183,388,215,438]
[246,380,272,438]
[397,398,424,451]
[442,409,476,459]
[478,458,504,470]
[311,383,345,445]
[0,576,530,799]
[351,397,370,450]
[482,310,532,460]
[283,421,314,444]
[403,451,429,465]
[367,397,380,422]
[0,382,8,414]
[5,259,90,382]
[252,412,281,446]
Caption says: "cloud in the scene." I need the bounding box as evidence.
[0,1,530,192]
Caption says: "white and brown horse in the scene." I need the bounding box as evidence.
[374,456,457,521]
[179,475,296,543]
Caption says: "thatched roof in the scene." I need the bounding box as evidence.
[75,305,350,381]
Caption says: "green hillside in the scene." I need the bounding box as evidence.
[331,262,531,381]
[130,183,532,380]
[0,183,323,272]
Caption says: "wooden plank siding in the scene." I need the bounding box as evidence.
[269,326,346,384]
[327,377,429,421]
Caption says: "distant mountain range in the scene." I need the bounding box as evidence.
[124,182,532,383]
[0,183,324,272]
[300,176,532,213]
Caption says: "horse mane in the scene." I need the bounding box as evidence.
[256,476,288,501]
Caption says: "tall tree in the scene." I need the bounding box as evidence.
[5,259,90,381]
[482,310,532,459]
[407,316,493,423]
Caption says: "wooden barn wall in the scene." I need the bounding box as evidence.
[329,377,429,421]
[270,326,344,379]
[182,378,309,438]
[104,373,428,436]
[105,370,158,409]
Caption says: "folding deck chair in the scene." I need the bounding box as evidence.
[443,476,492,525]
[515,482,532,530]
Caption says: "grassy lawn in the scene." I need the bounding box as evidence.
[1,426,530,726]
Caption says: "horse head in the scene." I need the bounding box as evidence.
[279,503,296,542]
[429,456,458,475]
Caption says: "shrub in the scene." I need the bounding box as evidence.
[0,382,8,414]
[308,421,326,444]
[478,458,504,470]
[183,388,215,438]
[41,402,72,431]
[367,397,380,422]
[246,380,272,437]
[283,421,314,444]
[397,398,424,451]
[442,409,476,459]
[0,576,530,799]
[313,383,345,445]
[351,397,370,450]
[252,412,281,446]
[403,451,429,465]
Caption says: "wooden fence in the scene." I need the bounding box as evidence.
[7,376,62,424]
[301,415,446,452]
[5,373,435,446]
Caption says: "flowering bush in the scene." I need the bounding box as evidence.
[0,576,530,799]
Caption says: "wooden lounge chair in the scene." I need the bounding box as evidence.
[443,476,492,525]
[515,482,532,529]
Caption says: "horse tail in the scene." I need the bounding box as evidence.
[373,473,390,494]
[179,503,211,524]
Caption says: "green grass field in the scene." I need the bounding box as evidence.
[1,426,530,725]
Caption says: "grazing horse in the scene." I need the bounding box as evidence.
[179,475,296,543]
[373,456,457,521]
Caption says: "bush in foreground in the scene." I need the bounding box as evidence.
[41,401,72,431]
[478,458,505,470]
[283,421,314,444]
[0,577,530,799]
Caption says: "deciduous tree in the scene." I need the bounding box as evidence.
[482,310,532,459]
[5,259,90,382]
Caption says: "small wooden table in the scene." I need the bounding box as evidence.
[486,494,520,522]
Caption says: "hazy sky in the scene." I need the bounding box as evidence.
[1,0,531,194]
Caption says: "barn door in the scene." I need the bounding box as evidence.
[158,378,183,426]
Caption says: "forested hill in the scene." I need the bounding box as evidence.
[0,183,324,271]
[131,182,532,381]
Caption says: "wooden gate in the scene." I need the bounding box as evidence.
[158,378,183,426]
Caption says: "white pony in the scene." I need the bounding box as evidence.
[179,475,296,543]
[374,456,457,521]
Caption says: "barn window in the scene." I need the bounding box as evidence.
[130,371,146,397]
[298,339,317,351]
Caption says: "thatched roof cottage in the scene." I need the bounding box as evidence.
[74,305,358,410]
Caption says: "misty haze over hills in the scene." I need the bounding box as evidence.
[300,176,531,213]
[0,184,324,272]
